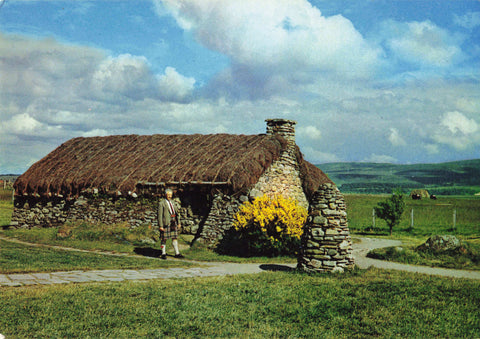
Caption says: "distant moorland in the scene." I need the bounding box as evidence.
[317,159,480,195]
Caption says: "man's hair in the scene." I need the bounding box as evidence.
[165,188,173,195]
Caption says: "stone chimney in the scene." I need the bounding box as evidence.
[249,118,308,208]
[265,119,296,147]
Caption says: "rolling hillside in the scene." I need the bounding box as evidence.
[317,159,480,195]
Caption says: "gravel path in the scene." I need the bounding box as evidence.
[1,236,479,287]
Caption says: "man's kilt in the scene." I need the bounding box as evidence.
[160,218,179,241]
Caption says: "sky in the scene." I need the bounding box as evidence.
[0,0,479,174]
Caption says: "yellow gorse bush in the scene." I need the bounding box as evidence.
[233,194,307,240]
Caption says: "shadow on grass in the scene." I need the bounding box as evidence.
[133,247,162,258]
[259,264,295,272]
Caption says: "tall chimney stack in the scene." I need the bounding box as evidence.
[265,119,296,146]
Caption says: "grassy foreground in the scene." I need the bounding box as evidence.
[0,238,196,274]
[1,269,479,338]
[368,243,480,270]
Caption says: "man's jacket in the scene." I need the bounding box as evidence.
[157,198,180,229]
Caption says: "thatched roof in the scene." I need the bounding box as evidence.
[14,133,331,198]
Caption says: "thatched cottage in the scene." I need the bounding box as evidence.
[12,119,333,245]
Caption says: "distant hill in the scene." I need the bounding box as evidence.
[317,159,480,195]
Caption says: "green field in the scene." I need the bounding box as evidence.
[318,159,480,195]
[345,194,480,238]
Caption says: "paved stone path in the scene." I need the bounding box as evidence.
[0,263,283,287]
[1,237,479,287]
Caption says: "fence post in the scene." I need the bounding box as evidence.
[453,209,456,231]
[372,208,375,228]
[411,208,414,228]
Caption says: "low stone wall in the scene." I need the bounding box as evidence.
[10,194,206,235]
[11,197,70,227]
[297,183,355,273]
[196,192,244,247]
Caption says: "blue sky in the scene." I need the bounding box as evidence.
[0,0,479,174]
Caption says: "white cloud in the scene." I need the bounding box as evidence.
[158,0,382,98]
[158,67,196,102]
[379,20,464,68]
[454,11,480,30]
[362,154,398,164]
[82,129,110,137]
[433,111,480,150]
[0,33,201,173]
[1,113,66,138]
[91,54,157,100]
[424,144,439,155]
[301,146,341,164]
[91,56,196,103]
[6,113,43,134]
[298,126,322,140]
[0,33,104,103]
[2,4,480,174]
[441,111,478,135]
[388,127,406,147]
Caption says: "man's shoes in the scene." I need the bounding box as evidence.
[161,254,167,260]
[174,254,185,259]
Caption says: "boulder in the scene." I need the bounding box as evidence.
[417,235,461,252]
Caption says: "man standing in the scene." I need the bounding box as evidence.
[157,188,184,259]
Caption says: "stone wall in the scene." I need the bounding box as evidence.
[11,197,71,228]
[250,152,308,209]
[195,192,245,247]
[250,119,308,209]
[11,189,246,249]
[297,183,355,273]
[10,194,206,235]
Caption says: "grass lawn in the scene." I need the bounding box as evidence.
[367,241,480,271]
[0,238,197,274]
[1,269,479,338]
[0,200,11,227]
[0,226,296,273]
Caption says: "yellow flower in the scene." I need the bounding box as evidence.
[233,194,307,243]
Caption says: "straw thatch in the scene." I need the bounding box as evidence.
[14,133,331,198]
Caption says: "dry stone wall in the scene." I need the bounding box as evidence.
[298,183,355,273]
[10,194,204,236]
[11,197,70,228]
[251,119,308,209]
[250,151,308,209]
[195,192,244,246]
